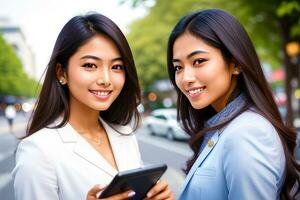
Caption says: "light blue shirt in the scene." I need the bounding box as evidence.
[179,94,285,200]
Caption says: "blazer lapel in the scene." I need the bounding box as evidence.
[100,118,133,172]
[57,123,117,177]
[180,131,220,194]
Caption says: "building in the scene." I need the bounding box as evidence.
[0,18,36,78]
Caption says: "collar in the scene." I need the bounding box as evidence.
[54,117,133,143]
[205,93,247,128]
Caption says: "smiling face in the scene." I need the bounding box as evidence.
[57,34,125,114]
[172,32,239,112]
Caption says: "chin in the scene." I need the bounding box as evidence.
[190,102,209,110]
[91,103,112,112]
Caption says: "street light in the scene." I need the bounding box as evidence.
[286,41,300,57]
[286,41,300,122]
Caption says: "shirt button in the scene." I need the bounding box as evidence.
[207,139,214,148]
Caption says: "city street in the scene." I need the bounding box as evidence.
[0,115,191,199]
[136,124,192,198]
[0,114,26,200]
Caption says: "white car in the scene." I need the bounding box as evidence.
[146,109,189,141]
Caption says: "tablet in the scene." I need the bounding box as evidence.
[98,164,167,199]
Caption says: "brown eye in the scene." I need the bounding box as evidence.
[193,59,206,66]
[174,65,183,72]
[83,63,97,68]
[112,64,124,70]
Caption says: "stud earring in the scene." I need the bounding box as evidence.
[233,68,240,75]
[59,79,65,85]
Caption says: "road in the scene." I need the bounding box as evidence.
[0,114,26,200]
[0,115,191,199]
[135,125,192,198]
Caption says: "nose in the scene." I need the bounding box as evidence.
[96,67,111,87]
[182,66,196,85]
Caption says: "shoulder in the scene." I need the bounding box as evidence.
[230,110,274,129]
[223,110,278,142]
[220,110,286,196]
[19,127,60,150]
[221,109,285,170]
[12,128,58,182]
[15,127,63,166]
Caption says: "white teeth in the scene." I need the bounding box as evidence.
[93,91,109,96]
[188,88,204,95]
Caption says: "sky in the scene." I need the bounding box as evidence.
[0,0,148,80]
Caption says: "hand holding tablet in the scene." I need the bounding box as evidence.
[98,164,167,199]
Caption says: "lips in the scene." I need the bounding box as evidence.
[187,86,206,97]
[89,90,112,100]
[90,90,111,96]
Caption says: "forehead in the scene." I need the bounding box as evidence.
[73,34,121,58]
[173,32,215,59]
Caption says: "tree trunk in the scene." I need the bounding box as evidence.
[278,18,294,126]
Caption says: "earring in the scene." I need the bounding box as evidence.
[233,68,240,75]
[59,79,65,85]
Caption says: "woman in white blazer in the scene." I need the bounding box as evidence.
[166,9,300,200]
[12,13,174,200]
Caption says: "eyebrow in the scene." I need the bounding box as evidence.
[172,50,208,62]
[80,55,123,61]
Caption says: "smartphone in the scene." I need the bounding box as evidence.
[98,164,167,199]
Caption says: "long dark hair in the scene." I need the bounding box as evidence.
[27,13,141,136]
[167,9,300,199]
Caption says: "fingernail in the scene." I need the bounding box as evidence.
[128,191,136,197]
[147,192,152,198]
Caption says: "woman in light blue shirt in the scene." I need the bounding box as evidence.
[166,9,300,200]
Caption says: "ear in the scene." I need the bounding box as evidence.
[230,62,241,76]
[55,63,67,85]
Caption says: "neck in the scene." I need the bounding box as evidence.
[212,77,238,112]
[68,100,103,135]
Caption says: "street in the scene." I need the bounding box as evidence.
[0,114,26,200]
[136,124,192,198]
[0,114,191,199]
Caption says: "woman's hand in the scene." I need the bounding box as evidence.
[144,180,175,200]
[87,184,136,200]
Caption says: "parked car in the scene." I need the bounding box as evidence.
[145,109,189,141]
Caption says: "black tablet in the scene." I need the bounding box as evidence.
[98,164,167,199]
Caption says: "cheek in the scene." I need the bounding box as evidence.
[69,73,91,88]
[175,74,184,91]
[114,74,126,90]
[208,68,232,91]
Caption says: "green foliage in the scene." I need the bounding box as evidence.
[277,1,300,37]
[277,1,300,17]
[0,34,39,97]
[127,0,290,87]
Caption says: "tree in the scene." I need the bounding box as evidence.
[276,1,300,125]
[0,34,39,97]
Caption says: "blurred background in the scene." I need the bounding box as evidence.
[0,0,299,199]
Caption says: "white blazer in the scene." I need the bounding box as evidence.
[12,118,142,200]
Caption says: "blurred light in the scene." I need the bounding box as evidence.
[163,98,173,108]
[273,92,287,106]
[148,92,157,102]
[295,89,300,99]
[286,42,300,57]
[15,103,22,111]
[22,102,32,112]
[137,104,144,113]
